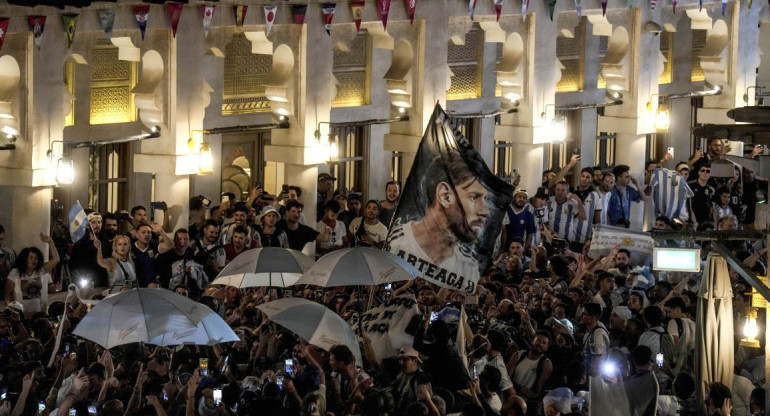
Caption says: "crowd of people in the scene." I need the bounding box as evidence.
[0,140,766,416]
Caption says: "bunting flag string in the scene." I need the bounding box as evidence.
[202,5,215,38]
[99,9,116,42]
[61,14,78,48]
[377,0,391,30]
[650,0,658,10]
[522,0,530,15]
[234,5,247,31]
[672,0,677,13]
[721,0,727,14]
[601,0,608,15]
[322,3,336,35]
[468,0,477,19]
[28,15,46,50]
[547,0,557,20]
[351,0,365,31]
[494,0,503,20]
[0,18,9,52]
[133,5,150,40]
[747,0,752,9]
[264,5,276,35]
[404,0,417,25]
[574,0,582,17]
[292,4,307,24]
[699,0,703,11]
[167,2,183,38]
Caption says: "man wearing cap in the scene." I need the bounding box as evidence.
[502,189,536,250]
[393,346,435,415]
[609,306,632,348]
[317,173,336,222]
[255,205,288,248]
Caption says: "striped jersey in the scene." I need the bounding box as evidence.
[546,197,580,241]
[594,190,610,225]
[573,190,602,243]
[712,203,733,222]
[649,168,693,220]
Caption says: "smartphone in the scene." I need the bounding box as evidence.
[221,195,229,203]
[696,146,702,152]
[282,184,289,194]
[471,366,478,380]
[69,409,76,416]
[276,376,284,391]
[573,147,581,155]
[199,358,209,376]
[655,353,664,368]
[38,401,45,414]
[200,196,211,208]
[254,181,262,189]
[1,389,6,400]
[385,283,392,291]
[220,355,230,374]
[285,358,293,374]
[667,147,674,158]
[150,201,167,211]
[63,343,71,357]
[430,312,439,323]
[161,390,169,402]
[212,388,222,406]
[88,405,97,416]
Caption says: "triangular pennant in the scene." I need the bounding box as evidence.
[747,0,752,9]
[494,0,503,20]
[167,2,183,38]
[292,4,307,24]
[133,5,150,40]
[672,0,677,12]
[522,0,530,15]
[722,0,727,14]
[404,0,417,25]
[650,0,657,10]
[699,0,703,10]
[99,9,116,42]
[62,14,78,49]
[28,16,46,50]
[264,5,276,35]
[547,0,557,20]
[322,3,336,35]
[234,5,248,31]
[468,0,477,19]
[0,18,9,52]
[377,0,391,29]
[351,1,365,31]
[574,0,582,16]
[625,0,634,8]
[201,5,215,38]
[601,0,608,15]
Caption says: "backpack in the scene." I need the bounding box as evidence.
[514,349,548,389]
[651,328,676,369]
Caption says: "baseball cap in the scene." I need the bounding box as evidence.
[398,346,422,363]
[87,212,102,221]
[553,318,574,335]
[514,189,529,198]
[534,187,550,199]
[612,306,632,323]
[318,173,336,181]
[346,192,362,202]
[675,162,690,172]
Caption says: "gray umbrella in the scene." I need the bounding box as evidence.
[295,247,419,287]
[212,247,315,288]
[695,253,734,405]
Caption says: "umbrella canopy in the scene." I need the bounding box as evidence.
[212,247,314,288]
[695,253,734,405]
[295,247,419,287]
[73,288,215,349]
[257,297,362,365]
[148,313,239,346]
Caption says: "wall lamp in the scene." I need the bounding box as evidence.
[541,104,567,142]
[647,94,669,131]
[0,132,16,150]
[743,86,767,105]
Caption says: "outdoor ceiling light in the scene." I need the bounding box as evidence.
[647,94,669,132]
[541,103,567,142]
[198,142,214,176]
[56,157,75,185]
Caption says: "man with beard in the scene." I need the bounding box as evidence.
[688,137,726,183]
[155,229,206,297]
[613,248,632,273]
[69,212,109,287]
[387,152,490,293]
[378,181,400,226]
[130,223,157,287]
[192,219,226,280]
[545,181,587,242]
[592,166,604,187]
[509,331,553,408]
[503,189,536,250]
[219,203,262,248]
[100,213,119,258]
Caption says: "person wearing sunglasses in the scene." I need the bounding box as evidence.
[687,162,715,227]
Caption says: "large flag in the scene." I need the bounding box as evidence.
[322,3,336,35]
[587,224,654,266]
[264,5,276,35]
[167,2,183,38]
[385,104,513,294]
[292,5,307,24]
[202,5,215,38]
[404,0,417,25]
[589,373,658,416]
[351,1,365,31]
[62,14,79,48]
[28,16,46,50]
[377,0,391,30]
[69,201,89,243]
[133,5,150,40]
[99,10,116,42]
[0,18,10,52]
[356,294,421,363]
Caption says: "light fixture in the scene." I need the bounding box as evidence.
[647,94,669,131]
[740,307,760,348]
[743,86,766,105]
[328,134,339,162]
[199,142,213,175]
[56,157,75,185]
[605,90,623,101]
[450,108,518,119]
[541,104,567,142]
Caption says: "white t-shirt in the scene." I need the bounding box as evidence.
[316,220,347,250]
[8,268,53,315]
[348,218,389,244]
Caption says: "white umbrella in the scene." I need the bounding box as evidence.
[695,253,734,405]
[73,288,215,349]
[148,313,239,346]
[212,247,315,288]
[295,247,419,287]
[257,298,362,365]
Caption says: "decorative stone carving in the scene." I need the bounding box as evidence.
[601,26,630,92]
[132,50,164,127]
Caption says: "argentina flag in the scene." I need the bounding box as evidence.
[69,201,89,243]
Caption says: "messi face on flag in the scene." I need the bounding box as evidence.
[385,104,513,294]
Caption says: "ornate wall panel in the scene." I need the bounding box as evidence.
[89,46,137,125]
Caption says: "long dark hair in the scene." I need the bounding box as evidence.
[15,247,45,274]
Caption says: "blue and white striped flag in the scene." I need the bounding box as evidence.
[69,201,89,243]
